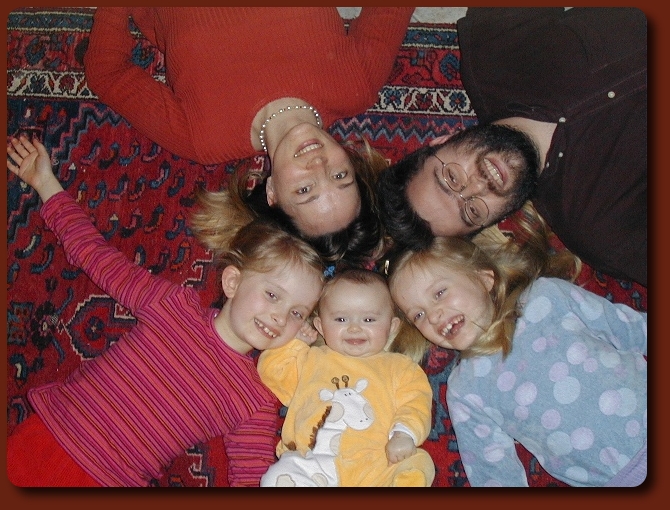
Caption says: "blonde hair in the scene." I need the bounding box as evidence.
[189,159,259,265]
[388,318,431,365]
[216,219,325,303]
[190,138,390,266]
[387,201,580,360]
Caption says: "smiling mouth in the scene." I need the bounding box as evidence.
[254,318,279,339]
[344,338,366,345]
[484,158,503,187]
[294,143,322,158]
[439,315,465,338]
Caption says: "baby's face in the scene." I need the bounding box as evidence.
[314,279,399,358]
[390,259,494,351]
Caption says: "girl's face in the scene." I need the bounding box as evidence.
[391,258,495,351]
[218,262,323,354]
[313,279,400,358]
[267,123,361,237]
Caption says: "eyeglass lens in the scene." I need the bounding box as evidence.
[438,157,489,226]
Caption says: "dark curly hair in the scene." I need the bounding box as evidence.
[376,143,436,251]
[377,123,540,251]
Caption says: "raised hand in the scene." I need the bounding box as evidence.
[296,320,319,345]
[7,136,63,202]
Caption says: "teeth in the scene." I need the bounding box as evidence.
[255,319,277,338]
[294,143,322,158]
[440,324,454,336]
[440,316,464,337]
[484,158,503,187]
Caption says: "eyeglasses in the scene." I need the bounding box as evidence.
[434,154,489,227]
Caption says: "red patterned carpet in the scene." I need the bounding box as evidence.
[6,7,647,487]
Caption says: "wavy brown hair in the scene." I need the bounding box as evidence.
[190,138,389,267]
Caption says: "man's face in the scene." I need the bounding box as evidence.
[406,125,538,236]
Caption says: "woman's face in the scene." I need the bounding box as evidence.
[267,123,361,237]
[390,258,495,351]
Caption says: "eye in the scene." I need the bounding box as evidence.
[335,317,346,322]
[266,291,277,301]
[291,310,304,320]
[296,185,311,194]
[447,168,459,186]
[466,202,483,220]
[364,317,375,323]
[435,288,446,299]
[412,311,425,323]
[333,171,348,180]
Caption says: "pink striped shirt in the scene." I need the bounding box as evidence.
[28,192,279,486]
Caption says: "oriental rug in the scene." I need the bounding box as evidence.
[6,7,647,487]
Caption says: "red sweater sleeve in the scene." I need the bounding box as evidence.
[84,7,197,161]
[347,7,414,95]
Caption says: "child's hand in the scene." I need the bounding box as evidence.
[7,136,63,202]
[385,431,416,464]
[296,320,318,345]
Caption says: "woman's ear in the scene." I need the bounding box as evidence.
[265,176,276,206]
[221,265,242,299]
[477,269,496,292]
[428,134,453,147]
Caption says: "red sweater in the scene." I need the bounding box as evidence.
[84,7,413,165]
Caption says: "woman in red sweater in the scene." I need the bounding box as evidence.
[84,7,414,265]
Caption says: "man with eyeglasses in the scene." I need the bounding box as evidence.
[377,7,647,287]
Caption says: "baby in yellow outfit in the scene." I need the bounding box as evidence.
[258,269,434,487]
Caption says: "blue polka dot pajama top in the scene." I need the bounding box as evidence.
[447,277,647,487]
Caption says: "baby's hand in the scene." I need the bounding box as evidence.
[296,321,318,345]
[385,431,416,464]
[7,136,63,202]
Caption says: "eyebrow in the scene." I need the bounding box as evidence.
[329,309,383,317]
[267,281,289,296]
[296,180,356,205]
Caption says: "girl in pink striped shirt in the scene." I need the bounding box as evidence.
[6,136,325,486]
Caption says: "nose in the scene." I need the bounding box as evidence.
[460,174,487,198]
[347,321,362,333]
[427,308,442,325]
[306,155,327,170]
[271,311,287,327]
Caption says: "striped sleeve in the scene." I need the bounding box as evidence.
[40,191,175,315]
[224,400,280,487]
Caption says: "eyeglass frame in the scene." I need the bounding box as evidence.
[433,153,490,227]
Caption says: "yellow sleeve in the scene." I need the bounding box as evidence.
[391,357,433,445]
[257,339,309,405]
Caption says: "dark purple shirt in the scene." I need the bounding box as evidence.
[458,7,647,286]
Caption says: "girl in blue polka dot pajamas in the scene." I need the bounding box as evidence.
[388,230,647,487]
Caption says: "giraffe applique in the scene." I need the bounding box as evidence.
[261,375,374,487]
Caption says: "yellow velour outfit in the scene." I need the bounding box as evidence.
[258,339,435,487]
